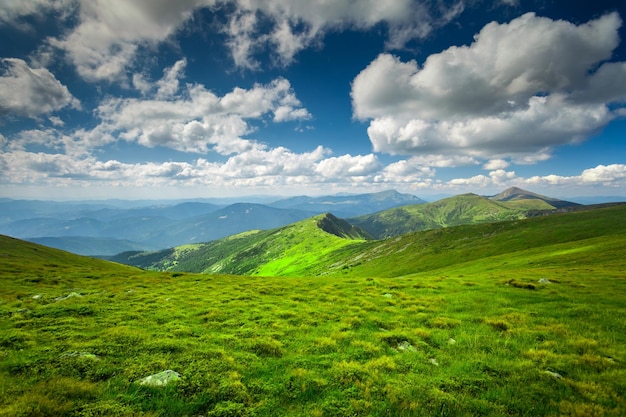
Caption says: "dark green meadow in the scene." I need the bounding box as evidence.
[1,206,626,416]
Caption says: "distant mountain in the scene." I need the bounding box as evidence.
[567,196,626,205]
[26,236,158,256]
[270,190,425,217]
[148,203,318,248]
[488,187,580,209]
[0,201,314,252]
[111,204,626,278]
[349,188,576,239]
[110,213,371,275]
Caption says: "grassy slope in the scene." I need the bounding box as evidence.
[112,214,370,276]
[349,193,555,239]
[303,204,626,278]
[1,207,625,416]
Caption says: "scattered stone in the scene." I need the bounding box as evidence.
[60,351,98,360]
[137,370,181,387]
[32,294,42,300]
[448,338,456,345]
[383,293,393,298]
[397,341,416,352]
[55,292,82,302]
[542,370,563,379]
[538,278,551,284]
[429,358,439,366]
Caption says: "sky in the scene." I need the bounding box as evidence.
[0,0,625,201]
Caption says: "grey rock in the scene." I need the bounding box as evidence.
[137,370,181,387]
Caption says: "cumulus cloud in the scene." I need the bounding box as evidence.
[483,159,509,170]
[0,58,79,118]
[221,0,458,68]
[92,74,310,154]
[315,154,382,178]
[352,12,626,163]
[7,1,465,80]
[42,0,215,81]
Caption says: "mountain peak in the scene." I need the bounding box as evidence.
[316,213,371,240]
[490,187,579,209]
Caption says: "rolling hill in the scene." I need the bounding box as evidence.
[1,204,625,416]
[349,187,580,239]
[110,213,372,276]
[0,190,420,255]
[112,203,626,280]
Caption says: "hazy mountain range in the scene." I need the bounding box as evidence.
[0,190,421,255]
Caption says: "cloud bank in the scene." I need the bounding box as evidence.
[352,12,626,162]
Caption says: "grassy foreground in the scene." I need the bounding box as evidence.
[1,210,626,415]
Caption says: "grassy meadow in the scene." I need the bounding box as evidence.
[1,206,626,416]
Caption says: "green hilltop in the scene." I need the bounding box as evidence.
[111,213,371,276]
[349,188,579,239]
[1,204,625,416]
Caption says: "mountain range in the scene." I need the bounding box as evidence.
[0,190,420,255]
[111,200,625,277]
[110,187,613,274]
[348,187,581,239]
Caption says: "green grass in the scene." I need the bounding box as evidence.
[1,206,626,416]
[349,193,540,239]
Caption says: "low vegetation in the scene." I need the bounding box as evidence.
[348,192,572,239]
[1,205,625,416]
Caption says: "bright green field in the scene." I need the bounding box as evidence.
[1,206,626,416]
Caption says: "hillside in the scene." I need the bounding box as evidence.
[0,190,418,255]
[349,187,579,239]
[111,213,372,276]
[0,234,140,291]
[488,186,580,209]
[1,207,625,416]
[113,204,626,281]
[348,193,525,239]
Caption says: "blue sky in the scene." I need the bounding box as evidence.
[0,0,625,200]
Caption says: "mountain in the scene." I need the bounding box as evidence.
[349,187,580,239]
[149,203,318,248]
[348,193,525,239]
[110,213,371,275]
[2,206,625,416]
[0,201,314,254]
[26,236,158,257]
[111,204,626,279]
[488,186,580,209]
[270,190,425,217]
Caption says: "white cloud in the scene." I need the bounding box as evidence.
[46,0,215,81]
[222,0,435,68]
[483,159,509,170]
[580,164,626,184]
[156,59,187,99]
[0,58,79,118]
[132,73,152,95]
[315,154,382,177]
[0,0,72,27]
[5,1,466,80]
[48,116,65,127]
[91,75,310,154]
[352,12,626,162]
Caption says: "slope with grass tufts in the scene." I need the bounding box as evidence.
[349,187,580,239]
[1,205,625,416]
[111,213,371,276]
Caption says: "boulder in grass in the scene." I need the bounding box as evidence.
[55,292,82,302]
[137,370,181,387]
